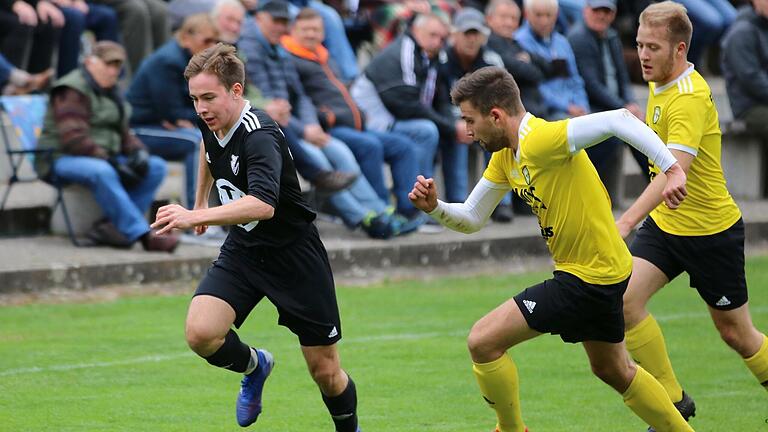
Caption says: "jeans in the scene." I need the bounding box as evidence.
[676,0,736,66]
[58,4,119,76]
[391,119,440,181]
[53,154,166,241]
[298,137,387,226]
[329,126,419,216]
[133,125,200,208]
[439,139,470,203]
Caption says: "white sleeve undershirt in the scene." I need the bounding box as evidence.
[427,178,510,233]
[566,108,678,172]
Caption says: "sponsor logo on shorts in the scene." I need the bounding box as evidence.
[328,326,338,338]
[523,299,537,313]
[715,296,731,307]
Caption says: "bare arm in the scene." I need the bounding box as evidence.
[616,150,694,238]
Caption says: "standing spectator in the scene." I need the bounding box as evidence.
[52,0,120,76]
[516,0,590,119]
[721,0,768,142]
[35,41,177,251]
[283,7,424,222]
[89,0,171,74]
[567,0,645,198]
[0,0,61,76]
[239,0,404,238]
[128,13,219,209]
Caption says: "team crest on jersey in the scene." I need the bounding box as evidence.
[522,166,531,185]
[230,155,239,175]
[652,106,661,124]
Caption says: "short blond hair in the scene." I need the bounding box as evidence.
[639,1,692,51]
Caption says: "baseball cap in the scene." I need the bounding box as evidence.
[257,0,291,20]
[91,40,126,63]
[453,8,490,36]
[586,0,617,10]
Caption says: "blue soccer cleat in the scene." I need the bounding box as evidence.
[236,349,274,427]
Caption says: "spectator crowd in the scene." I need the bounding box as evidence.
[5,0,764,250]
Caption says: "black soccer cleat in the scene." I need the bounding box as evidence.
[647,390,696,432]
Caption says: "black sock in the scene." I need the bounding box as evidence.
[203,330,251,373]
[322,375,358,432]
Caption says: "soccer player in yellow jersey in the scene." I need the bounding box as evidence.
[618,2,768,430]
[409,66,693,432]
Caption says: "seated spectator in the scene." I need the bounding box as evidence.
[676,0,736,67]
[0,0,61,76]
[239,0,404,238]
[167,0,214,30]
[440,8,502,204]
[35,41,178,251]
[567,0,646,196]
[0,53,52,94]
[89,0,171,74]
[516,0,590,119]
[286,0,360,81]
[369,0,457,51]
[721,1,768,143]
[486,0,550,118]
[351,13,449,200]
[212,0,246,43]
[282,7,423,222]
[128,13,219,209]
[52,0,120,76]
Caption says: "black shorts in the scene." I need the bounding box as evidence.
[195,225,341,346]
[630,217,747,310]
[513,271,628,344]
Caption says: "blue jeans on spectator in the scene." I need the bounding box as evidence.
[439,139,469,203]
[329,126,420,217]
[298,136,387,227]
[58,4,119,76]
[0,53,13,85]
[391,119,440,180]
[53,154,166,241]
[133,125,200,208]
[675,0,736,66]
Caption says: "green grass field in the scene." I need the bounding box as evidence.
[1,257,767,432]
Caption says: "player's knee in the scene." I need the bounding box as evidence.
[185,323,221,356]
[716,324,748,354]
[467,323,494,362]
[590,362,627,390]
[308,362,339,390]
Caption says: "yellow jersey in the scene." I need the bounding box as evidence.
[646,65,741,235]
[483,113,632,285]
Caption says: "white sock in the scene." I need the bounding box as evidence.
[244,348,259,375]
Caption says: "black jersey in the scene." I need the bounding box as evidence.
[199,103,316,248]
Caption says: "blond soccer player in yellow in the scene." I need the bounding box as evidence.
[616,2,768,430]
[408,66,693,432]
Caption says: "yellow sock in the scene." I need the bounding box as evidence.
[744,334,768,391]
[623,366,694,432]
[625,314,684,402]
[472,354,525,432]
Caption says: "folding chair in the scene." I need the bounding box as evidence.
[0,95,80,245]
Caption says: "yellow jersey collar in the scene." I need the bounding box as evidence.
[652,63,695,95]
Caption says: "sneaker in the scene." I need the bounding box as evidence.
[314,170,358,193]
[417,215,445,234]
[647,391,695,432]
[491,204,514,223]
[236,349,274,427]
[360,211,395,239]
[389,213,424,237]
[141,229,180,253]
[180,226,228,247]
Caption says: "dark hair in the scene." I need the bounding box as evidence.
[184,43,244,89]
[295,7,321,21]
[450,66,523,116]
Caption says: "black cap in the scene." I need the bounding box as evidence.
[257,0,291,19]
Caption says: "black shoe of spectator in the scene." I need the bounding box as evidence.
[491,204,514,223]
[141,229,180,253]
[314,170,357,193]
[86,219,134,249]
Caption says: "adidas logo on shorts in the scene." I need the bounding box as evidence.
[523,300,537,314]
[328,326,338,338]
[715,296,731,307]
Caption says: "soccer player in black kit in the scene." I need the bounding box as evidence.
[151,43,360,431]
